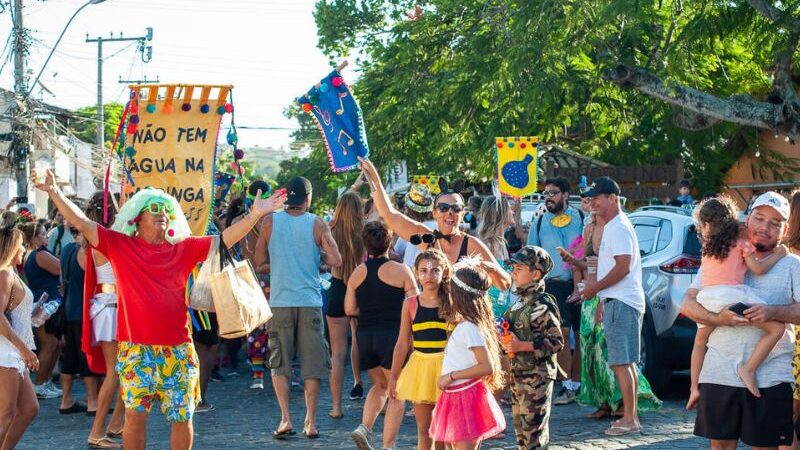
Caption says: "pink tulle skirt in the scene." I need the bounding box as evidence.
[429,379,506,442]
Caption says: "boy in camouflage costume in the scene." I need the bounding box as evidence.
[502,245,565,449]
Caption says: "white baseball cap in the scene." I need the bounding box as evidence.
[751,191,789,220]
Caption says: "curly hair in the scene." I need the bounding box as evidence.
[85,191,119,227]
[446,264,505,391]
[693,195,741,261]
[414,249,452,318]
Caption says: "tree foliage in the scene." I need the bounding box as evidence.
[298,0,800,195]
[69,103,125,149]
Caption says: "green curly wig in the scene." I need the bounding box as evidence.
[111,188,192,243]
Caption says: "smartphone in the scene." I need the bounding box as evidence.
[729,302,749,317]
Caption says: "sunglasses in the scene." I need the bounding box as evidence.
[142,202,174,215]
[542,190,562,197]
[409,233,435,246]
[436,202,464,214]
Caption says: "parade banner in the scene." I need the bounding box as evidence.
[297,64,369,172]
[121,84,232,236]
[496,136,538,197]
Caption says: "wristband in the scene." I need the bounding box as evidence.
[449,372,455,382]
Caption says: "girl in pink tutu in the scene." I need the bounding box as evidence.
[429,258,506,449]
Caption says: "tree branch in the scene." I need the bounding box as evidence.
[602,65,800,140]
[746,0,800,33]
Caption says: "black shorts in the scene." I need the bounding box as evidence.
[61,320,101,377]
[325,277,347,318]
[694,382,793,447]
[545,279,580,333]
[192,312,220,346]
[357,328,399,371]
[43,302,65,339]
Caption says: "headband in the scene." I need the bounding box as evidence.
[451,256,489,296]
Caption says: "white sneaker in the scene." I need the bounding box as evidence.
[250,379,264,389]
[351,424,375,450]
[34,383,59,399]
[45,381,62,395]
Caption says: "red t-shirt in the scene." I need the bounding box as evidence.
[94,226,212,345]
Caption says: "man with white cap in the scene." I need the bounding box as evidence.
[681,191,800,449]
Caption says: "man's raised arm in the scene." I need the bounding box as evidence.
[33,169,98,247]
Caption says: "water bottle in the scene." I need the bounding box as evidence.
[31,294,60,328]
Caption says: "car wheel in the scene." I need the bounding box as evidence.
[640,314,670,395]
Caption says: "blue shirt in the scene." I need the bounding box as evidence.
[526,206,584,281]
[268,211,323,308]
[676,194,694,205]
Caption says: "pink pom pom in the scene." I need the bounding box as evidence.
[224,103,234,113]
[167,229,175,237]
[331,76,343,88]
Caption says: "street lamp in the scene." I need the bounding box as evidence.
[25,0,107,98]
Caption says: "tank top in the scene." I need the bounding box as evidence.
[355,257,406,331]
[24,245,61,302]
[95,261,115,284]
[434,234,470,262]
[411,300,448,354]
[268,211,322,308]
[2,274,35,350]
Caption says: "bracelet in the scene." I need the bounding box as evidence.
[449,372,455,382]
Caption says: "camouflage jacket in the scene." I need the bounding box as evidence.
[502,283,564,379]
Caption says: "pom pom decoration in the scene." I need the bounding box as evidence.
[163,104,174,114]
[130,114,140,124]
[233,149,245,160]
[331,76,343,88]
[230,162,239,171]
[200,104,210,114]
[497,142,504,148]
[123,184,134,194]
[182,103,192,112]
[146,104,156,113]
[168,229,175,237]
[319,82,329,93]
[227,129,238,146]
[217,106,226,115]
[127,122,137,135]
[301,103,312,113]
[520,142,527,148]
[224,103,234,113]
[125,146,137,157]
[308,93,320,105]
[127,220,135,226]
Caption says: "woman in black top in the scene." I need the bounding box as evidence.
[345,221,417,450]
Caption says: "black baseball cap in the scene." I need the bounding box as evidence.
[285,177,312,206]
[581,176,621,198]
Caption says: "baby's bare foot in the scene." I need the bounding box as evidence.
[737,366,761,398]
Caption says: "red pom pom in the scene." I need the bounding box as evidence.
[520,142,527,148]
[167,229,175,237]
[301,103,312,113]
[331,76,343,88]
[497,142,503,148]
[224,103,234,113]
[163,104,174,114]
[127,123,137,135]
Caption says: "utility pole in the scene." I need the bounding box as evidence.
[86,28,153,151]
[12,0,28,199]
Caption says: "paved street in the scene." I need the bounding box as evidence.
[18,368,751,449]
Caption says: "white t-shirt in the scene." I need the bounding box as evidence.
[597,213,645,313]
[441,321,485,387]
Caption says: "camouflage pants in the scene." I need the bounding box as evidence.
[511,373,554,450]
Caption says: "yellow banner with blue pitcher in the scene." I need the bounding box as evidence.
[496,136,538,197]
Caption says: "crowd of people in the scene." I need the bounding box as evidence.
[0,161,799,450]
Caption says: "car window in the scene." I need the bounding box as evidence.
[655,220,673,252]
[683,224,702,256]
[634,223,658,256]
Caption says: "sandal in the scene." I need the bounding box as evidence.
[88,437,122,449]
[272,428,296,440]
[106,429,123,439]
[604,424,640,436]
[59,402,88,415]
[329,412,344,419]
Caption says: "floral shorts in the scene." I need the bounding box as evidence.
[116,341,200,422]
[793,328,800,400]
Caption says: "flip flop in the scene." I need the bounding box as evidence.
[59,402,88,415]
[329,412,344,419]
[272,429,296,440]
[87,437,122,449]
[106,430,123,439]
[303,430,320,439]
[604,424,640,436]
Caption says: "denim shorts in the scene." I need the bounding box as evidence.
[602,299,643,366]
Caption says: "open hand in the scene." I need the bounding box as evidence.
[251,190,286,218]
[357,157,381,191]
[743,304,774,324]
[31,169,56,193]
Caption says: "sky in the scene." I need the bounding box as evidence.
[0,0,347,150]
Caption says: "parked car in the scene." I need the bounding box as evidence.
[630,205,701,393]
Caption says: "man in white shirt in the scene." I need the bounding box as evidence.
[580,176,645,437]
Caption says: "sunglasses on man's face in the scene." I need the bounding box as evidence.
[436,202,464,214]
[143,202,173,216]
[409,233,435,246]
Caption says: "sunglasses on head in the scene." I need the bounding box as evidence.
[142,202,173,215]
[436,202,464,214]
[409,233,435,246]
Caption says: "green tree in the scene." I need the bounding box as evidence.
[308,0,800,194]
[68,103,125,149]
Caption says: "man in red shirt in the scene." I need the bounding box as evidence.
[34,169,285,450]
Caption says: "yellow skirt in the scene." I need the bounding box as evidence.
[396,350,444,404]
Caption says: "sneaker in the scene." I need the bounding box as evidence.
[291,373,304,388]
[210,368,225,382]
[45,381,62,395]
[351,424,375,450]
[553,388,578,405]
[250,379,264,390]
[34,383,59,399]
[349,383,364,400]
[194,403,215,413]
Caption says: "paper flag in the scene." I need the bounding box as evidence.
[297,70,369,172]
[412,175,447,195]
[496,136,538,197]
